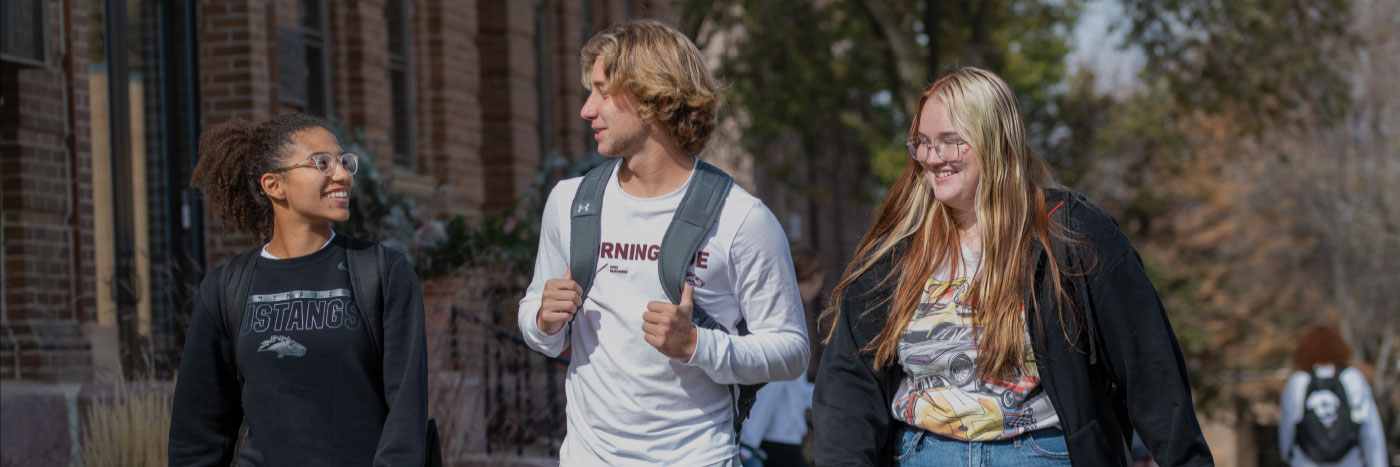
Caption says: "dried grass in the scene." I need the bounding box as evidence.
[78,380,171,467]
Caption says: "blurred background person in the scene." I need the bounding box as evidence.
[1130,431,1158,467]
[1278,325,1388,466]
[740,249,825,467]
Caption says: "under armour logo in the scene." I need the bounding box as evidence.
[576,203,591,214]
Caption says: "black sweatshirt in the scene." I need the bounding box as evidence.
[169,236,428,466]
[813,190,1214,466]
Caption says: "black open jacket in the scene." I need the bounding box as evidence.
[813,189,1213,466]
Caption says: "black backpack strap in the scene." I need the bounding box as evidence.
[343,236,387,358]
[218,248,262,383]
[569,157,618,300]
[217,246,261,461]
[426,419,443,467]
[344,236,441,466]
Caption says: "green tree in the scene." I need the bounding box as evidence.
[1119,0,1354,131]
[679,0,1084,189]
[1080,5,1399,459]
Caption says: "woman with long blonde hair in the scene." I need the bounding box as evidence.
[813,68,1212,466]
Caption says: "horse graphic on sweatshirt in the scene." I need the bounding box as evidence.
[258,335,307,358]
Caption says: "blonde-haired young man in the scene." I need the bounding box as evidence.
[518,19,809,466]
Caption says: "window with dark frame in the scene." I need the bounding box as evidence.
[282,0,331,117]
[0,0,46,66]
[276,25,308,108]
[78,0,202,377]
[386,0,416,168]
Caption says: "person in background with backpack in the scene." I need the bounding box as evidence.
[813,68,1213,466]
[517,19,809,466]
[169,113,431,466]
[1279,325,1388,466]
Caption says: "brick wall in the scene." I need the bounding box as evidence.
[1,0,678,462]
[416,0,484,214]
[2,0,671,384]
[548,0,587,163]
[638,0,671,21]
[199,1,275,123]
[472,0,663,211]
[592,0,627,33]
[0,0,96,382]
[333,0,392,168]
[69,0,96,329]
[199,0,276,265]
[477,1,541,212]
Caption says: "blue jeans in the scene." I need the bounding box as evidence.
[893,425,1073,466]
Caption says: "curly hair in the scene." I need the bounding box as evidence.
[580,19,723,155]
[189,113,331,242]
[1292,325,1353,371]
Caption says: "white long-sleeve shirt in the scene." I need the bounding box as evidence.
[519,161,810,466]
[1278,366,1389,467]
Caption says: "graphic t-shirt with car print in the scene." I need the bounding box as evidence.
[891,244,1060,442]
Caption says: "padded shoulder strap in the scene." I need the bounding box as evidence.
[344,236,387,357]
[659,161,733,305]
[219,247,262,382]
[219,250,261,353]
[570,158,619,299]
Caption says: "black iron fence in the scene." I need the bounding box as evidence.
[430,295,569,461]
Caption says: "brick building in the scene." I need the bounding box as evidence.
[2,0,670,382]
[2,0,884,463]
[2,0,673,463]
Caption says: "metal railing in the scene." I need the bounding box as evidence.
[440,300,568,457]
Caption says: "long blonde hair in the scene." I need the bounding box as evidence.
[581,19,723,155]
[823,67,1079,379]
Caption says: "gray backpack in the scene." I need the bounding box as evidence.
[568,157,762,440]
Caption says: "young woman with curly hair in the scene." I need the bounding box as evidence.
[168,113,430,466]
